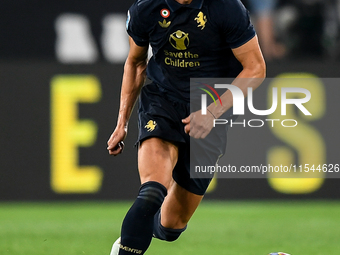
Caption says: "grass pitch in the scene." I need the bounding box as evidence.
[0,201,339,255]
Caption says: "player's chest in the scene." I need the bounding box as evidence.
[147,7,222,52]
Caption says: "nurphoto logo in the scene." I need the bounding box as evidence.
[200,84,312,128]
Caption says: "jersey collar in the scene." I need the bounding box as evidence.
[165,0,204,12]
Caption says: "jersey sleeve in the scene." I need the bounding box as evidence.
[221,0,256,49]
[126,3,149,47]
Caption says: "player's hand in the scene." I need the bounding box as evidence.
[182,110,215,139]
[107,127,127,156]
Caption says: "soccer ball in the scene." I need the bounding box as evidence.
[268,253,291,255]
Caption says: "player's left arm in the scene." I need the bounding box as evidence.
[183,36,266,138]
[208,35,266,119]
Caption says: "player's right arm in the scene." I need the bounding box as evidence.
[107,37,148,156]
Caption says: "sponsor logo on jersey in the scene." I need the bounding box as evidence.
[165,30,200,68]
[169,30,190,50]
[159,19,171,28]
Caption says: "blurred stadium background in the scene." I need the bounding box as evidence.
[1,0,340,254]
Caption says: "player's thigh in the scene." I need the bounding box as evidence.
[160,180,203,229]
[138,137,179,189]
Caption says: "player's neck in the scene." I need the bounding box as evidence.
[175,0,193,5]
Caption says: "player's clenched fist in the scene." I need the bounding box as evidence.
[107,128,126,156]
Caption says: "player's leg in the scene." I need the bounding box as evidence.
[152,134,219,242]
[153,180,203,241]
[110,82,187,255]
[162,181,203,228]
[137,137,178,186]
[116,137,178,255]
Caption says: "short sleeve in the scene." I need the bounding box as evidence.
[126,3,149,47]
[221,0,256,49]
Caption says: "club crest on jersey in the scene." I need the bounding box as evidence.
[195,11,207,30]
[160,9,170,18]
[169,30,190,50]
[145,120,157,132]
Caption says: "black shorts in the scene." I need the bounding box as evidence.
[137,83,228,196]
